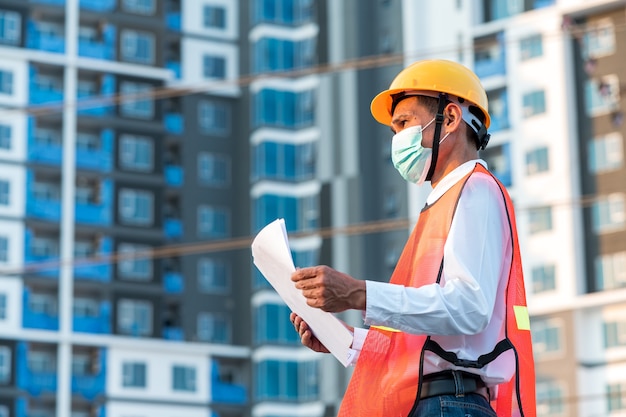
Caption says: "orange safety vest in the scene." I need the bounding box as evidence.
[338,164,536,417]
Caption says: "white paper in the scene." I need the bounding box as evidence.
[251,219,354,367]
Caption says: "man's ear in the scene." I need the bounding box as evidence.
[444,103,463,130]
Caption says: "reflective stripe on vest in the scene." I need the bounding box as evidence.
[337,164,536,417]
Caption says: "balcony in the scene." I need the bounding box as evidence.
[74,302,111,334]
[26,21,65,54]
[164,112,183,134]
[17,343,57,396]
[163,326,184,341]
[22,289,59,331]
[211,361,247,405]
[163,272,184,294]
[80,0,115,12]
[166,12,181,31]
[77,74,116,117]
[29,67,64,105]
[77,129,114,172]
[72,348,107,399]
[166,61,181,79]
[474,33,506,79]
[164,218,183,239]
[165,165,183,187]
[78,25,116,61]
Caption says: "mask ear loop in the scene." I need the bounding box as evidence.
[425,93,449,182]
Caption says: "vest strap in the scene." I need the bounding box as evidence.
[423,338,514,369]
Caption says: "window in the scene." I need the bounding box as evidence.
[117,299,152,336]
[254,194,318,233]
[122,361,146,387]
[203,55,226,79]
[252,141,316,181]
[532,318,563,356]
[172,365,196,392]
[479,143,512,186]
[198,100,230,135]
[255,303,300,345]
[588,132,623,174]
[0,124,11,149]
[254,89,315,128]
[604,319,626,348]
[536,379,565,416]
[28,350,56,372]
[255,359,318,401]
[607,382,626,412]
[198,258,229,292]
[522,90,546,118]
[34,128,61,146]
[486,88,509,131]
[120,134,154,172]
[0,293,6,319]
[0,236,7,262]
[122,0,156,15]
[595,251,626,291]
[197,205,230,238]
[72,353,91,376]
[253,38,316,73]
[203,5,226,28]
[120,81,154,119]
[0,70,12,95]
[197,312,230,343]
[0,346,9,383]
[0,180,8,205]
[582,19,616,60]
[76,132,99,152]
[32,237,58,258]
[117,243,152,280]
[121,29,155,64]
[526,147,549,175]
[0,10,21,45]
[585,74,620,117]
[253,0,313,25]
[528,206,552,234]
[119,188,154,226]
[29,293,57,316]
[532,264,556,293]
[73,297,99,318]
[520,34,542,61]
[198,152,230,186]
[592,193,625,233]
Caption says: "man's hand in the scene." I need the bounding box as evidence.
[291,265,366,312]
[290,313,329,353]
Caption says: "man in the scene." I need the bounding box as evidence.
[290,60,536,417]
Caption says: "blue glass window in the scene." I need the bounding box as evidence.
[254,194,318,233]
[252,141,316,181]
[253,38,315,73]
[119,134,154,172]
[525,146,549,175]
[118,188,154,226]
[117,243,152,280]
[121,29,155,64]
[198,257,230,293]
[520,34,543,61]
[198,100,230,136]
[122,361,147,387]
[120,81,154,119]
[0,10,20,45]
[254,303,300,345]
[255,359,318,401]
[203,5,226,29]
[0,70,13,95]
[0,180,9,205]
[254,89,315,128]
[198,152,230,186]
[253,0,314,25]
[198,205,230,238]
[0,124,9,149]
[197,312,231,343]
[0,236,7,262]
[203,55,226,79]
[118,299,152,336]
[122,0,156,15]
[522,89,546,118]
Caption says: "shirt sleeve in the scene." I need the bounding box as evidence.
[346,327,369,366]
[364,173,511,336]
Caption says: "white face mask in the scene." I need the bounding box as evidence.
[390,118,450,185]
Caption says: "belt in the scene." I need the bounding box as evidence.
[419,371,487,400]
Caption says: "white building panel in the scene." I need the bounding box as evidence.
[181,38,239,96]
[0,275,22,331]
[0,57,27,107]
[107,401,212,417]
[182,0,238,40]
[0,164,25,218]
[107,346,210,403]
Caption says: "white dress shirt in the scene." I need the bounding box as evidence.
[350,159,516,386]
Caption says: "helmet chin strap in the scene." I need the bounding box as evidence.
[425,93,449,182]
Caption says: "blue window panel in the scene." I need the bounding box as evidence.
[254,194,318,233]
[0,10,21,46]
[286,361,298,398]
[0,70,13,95]
[203,55,226,79]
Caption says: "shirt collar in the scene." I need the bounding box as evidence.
[426,159,488,205]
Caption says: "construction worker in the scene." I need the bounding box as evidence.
[290,59,536,416]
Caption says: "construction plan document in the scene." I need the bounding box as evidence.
[251,219,354,367]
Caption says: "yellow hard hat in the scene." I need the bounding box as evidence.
[370,59,491,130]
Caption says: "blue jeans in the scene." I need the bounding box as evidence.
[409,393,497,417]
